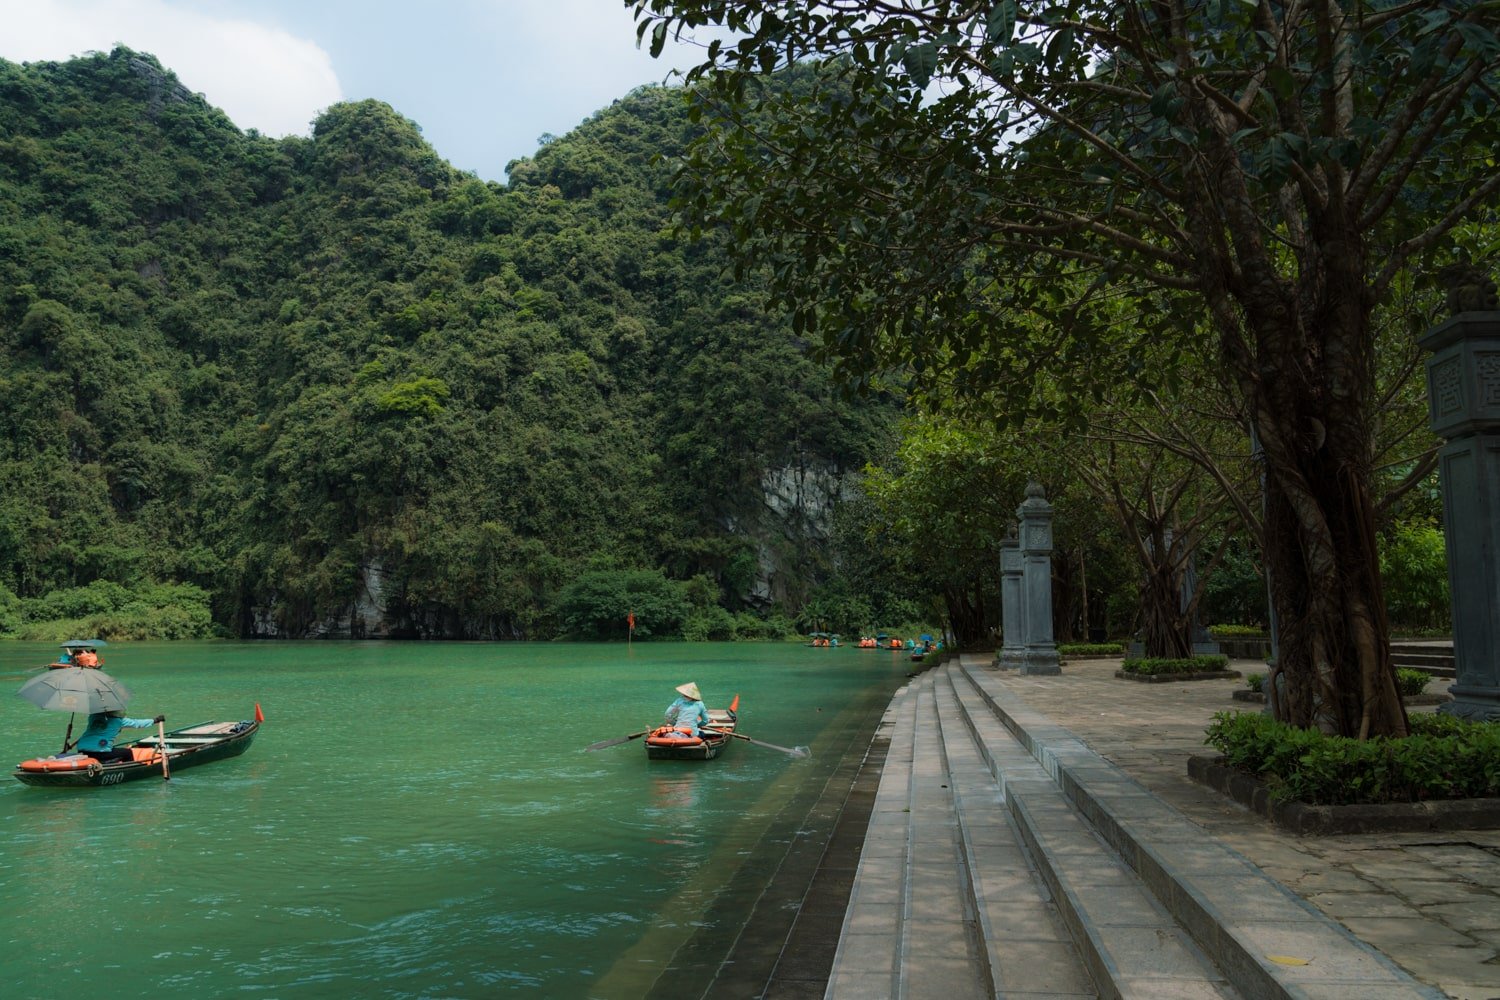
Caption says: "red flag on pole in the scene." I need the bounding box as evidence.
[627,612,636,631]
[254,702,266,723]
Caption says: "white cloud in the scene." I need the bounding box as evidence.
[0,0,341,136]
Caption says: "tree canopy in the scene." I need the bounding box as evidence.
[633,0,1499,734]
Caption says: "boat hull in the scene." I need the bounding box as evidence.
[13,720,259,788]
[644,707,736,761]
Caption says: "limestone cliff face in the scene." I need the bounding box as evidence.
[247,461,856,639]
[742,460,857,610]
[248,559,520,640]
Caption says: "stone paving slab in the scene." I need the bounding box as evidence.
[961,654,1500,1000]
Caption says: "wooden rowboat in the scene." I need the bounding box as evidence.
[645,702,738,761]
[13,719,260,788]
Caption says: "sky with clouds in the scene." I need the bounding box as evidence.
[0,0,715,182]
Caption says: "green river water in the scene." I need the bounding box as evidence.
[0,640,913,999]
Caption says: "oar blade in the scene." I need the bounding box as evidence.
[586,729,649,751]
[704,728,809,759]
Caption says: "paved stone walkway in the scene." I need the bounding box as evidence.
[983,654,1500,1000]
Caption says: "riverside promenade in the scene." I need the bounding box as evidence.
[788,652,1500,1000]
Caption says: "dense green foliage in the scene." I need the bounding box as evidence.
[633,0,1495,735]
[1206,711,1500,805]
[0,48,896,638]
[1379,520,1452,633]
[2,580,216,641]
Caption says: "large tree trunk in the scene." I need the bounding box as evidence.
[1256,407,1408,737]
[1139,559,1192,659]
[1225,244,1408,737]
[943,584,990,645]
[1051,548,1083,644]
[1192,85,1409,739]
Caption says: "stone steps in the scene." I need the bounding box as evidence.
[953,660,1444,1000]
[943,667,1234,1000]
[1390,645,1456,679]
[931,670,1097,999]
[824,659,1447,999]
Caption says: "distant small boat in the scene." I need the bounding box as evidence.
[646,700,738,761]
[14,719,259,788]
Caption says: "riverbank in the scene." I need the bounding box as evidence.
[727,653,1500,999]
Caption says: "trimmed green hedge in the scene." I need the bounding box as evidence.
[1121,654,1230,675]
[1204,711,1500,805]
[1208,624,1267,638]
[1059,642,1126,656]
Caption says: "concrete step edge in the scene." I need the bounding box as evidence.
[904,678,994,998]
[930,671,1098,1000]
[824,673,924,997]
[931,675,1066,999]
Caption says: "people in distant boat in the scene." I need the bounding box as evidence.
[73,647,100,668]
[74,711,163,763]
[664,682,708,737]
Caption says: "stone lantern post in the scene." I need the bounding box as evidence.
[1418,267,1500,721]
[995,525,1024,670]
[1017,481,1061,675]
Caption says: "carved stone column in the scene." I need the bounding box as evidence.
[1017,482,1061,675]
[996,525,1024,670]
[1419,284,1500,721]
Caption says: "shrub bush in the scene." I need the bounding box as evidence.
[1204,711,1500,805]
[681,606,737,642]
[1380,520,1451,632]
[1121,654,1230,675]
[1396,667,1431,697]
[10,581,217,640]
[1246,673,1264,693]
[552,569,690,640]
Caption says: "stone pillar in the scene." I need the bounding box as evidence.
[996,525,1025,670]
[1179,541,1219,655]
[1017,482,1061,675]
[1419,305,1500,721]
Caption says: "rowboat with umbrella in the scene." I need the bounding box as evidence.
[11,646,262,788]
[13,718,261,787]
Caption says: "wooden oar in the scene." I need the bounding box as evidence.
[586,729,651,751]
[157,718,171,780]
[703,727,809,759]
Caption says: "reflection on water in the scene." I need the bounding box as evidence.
[0,640,909,997]
[645,771,703,847]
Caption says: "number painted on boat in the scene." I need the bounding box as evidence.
[99,771,126,785]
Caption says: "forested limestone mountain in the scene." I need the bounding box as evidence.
[0,48,897,639]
